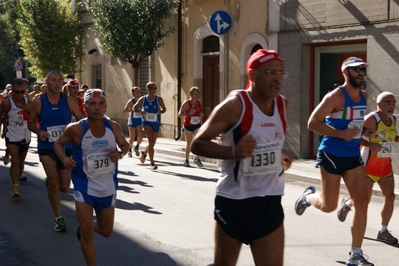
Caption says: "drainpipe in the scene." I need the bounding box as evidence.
[174,0,182,141]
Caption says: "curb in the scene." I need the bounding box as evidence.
[153,143,399,201]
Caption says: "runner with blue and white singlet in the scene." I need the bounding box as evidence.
[54,89,129,266]
[123,86,143,157]
[133,81,167,171]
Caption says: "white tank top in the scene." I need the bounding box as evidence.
[6,97,31,142]
[216,90,286,199]
[72,118,118,197]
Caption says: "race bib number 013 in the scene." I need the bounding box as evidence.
[87,152,114,173]
[242,141,282,177]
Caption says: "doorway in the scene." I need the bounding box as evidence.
[202,55,220,122]
[310,42,367,157]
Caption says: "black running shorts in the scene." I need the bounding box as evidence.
[214,195,284,244]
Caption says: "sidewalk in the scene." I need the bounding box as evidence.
[150,137,399,200]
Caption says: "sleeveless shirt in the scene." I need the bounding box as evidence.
[72,118,118,197]
[6,97,31,142]
[216,90,286,199]
[183,100,202,126]
[361,111,396,177]
[318,86,367,157]
[38,93,72,150]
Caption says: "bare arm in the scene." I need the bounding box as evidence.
[157,96,166,114]
[54,123,81,170]
[27,97,50,141]
[0,99,10,118]
[67,96,84,120]
[177,100,189,117]
[307,90,358,141]
[123,99,133,113]
[191,95,256,160]
[360,113,382,152]
[109,120,130,162]
[133,97,145,115]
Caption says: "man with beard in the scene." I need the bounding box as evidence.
[294,57,374,266]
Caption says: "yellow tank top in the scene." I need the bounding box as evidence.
[361,111,396,178]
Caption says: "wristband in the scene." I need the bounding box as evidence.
[232,146,236,160]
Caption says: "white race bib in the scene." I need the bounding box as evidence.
[87,152,114,173]
[347,120,364,139]
[190,116,200,125]
[242,141,282,177]
[47,125,66,142]
[377,141,393,158]
[145,113,157,122]
[133,112,142,118]
[11,120,27,130]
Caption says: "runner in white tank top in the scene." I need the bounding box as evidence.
[0,78,31,197]
[192,49,292,265]
[54,89,129,266]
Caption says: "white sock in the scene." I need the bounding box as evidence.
[55,216,63,221]
[380,225,388,233]
[305,195,312,206]
[351,247,362,255]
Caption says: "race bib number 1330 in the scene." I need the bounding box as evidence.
[242,141,282,177]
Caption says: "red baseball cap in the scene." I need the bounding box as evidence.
[245,49,283,89]
[246,49,282,73]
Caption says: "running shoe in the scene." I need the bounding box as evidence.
[19,176,27,182]
[134,148,140,157]
[294,186,315,215]
[76,226,81,241]
[11,185,20,197]
[377,230,398,244]
[194,157,203,168]
[150,163,158,171]
[140,151,147,164]
[183,159,190,167]
[346,252,374,266]
[54,217,67,232]
[128,148,132,157]
[337,196,351,222]
[3,156,9,165]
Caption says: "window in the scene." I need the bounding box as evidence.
[202,36,219,53]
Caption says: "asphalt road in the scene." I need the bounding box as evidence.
[0,138,399,265]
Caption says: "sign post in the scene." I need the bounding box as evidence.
[14,60,23,78]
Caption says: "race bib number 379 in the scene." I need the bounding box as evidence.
[87,152,114,173]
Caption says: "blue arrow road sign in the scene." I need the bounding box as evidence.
[210,10,231,35]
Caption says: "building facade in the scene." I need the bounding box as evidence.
[77,0,399,170]
[77,0,278,138]
[279,0,399,169]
